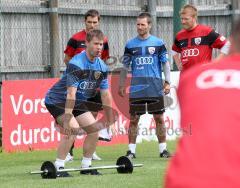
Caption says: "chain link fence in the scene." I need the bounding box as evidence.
[0,0,238,133]
[0,0,235,79]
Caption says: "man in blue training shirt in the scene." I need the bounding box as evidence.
[118,12,171,158]
[45,29,115,177]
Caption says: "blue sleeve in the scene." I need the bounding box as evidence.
[158,44,168,64]
[122,45,132,68]
[100,71,109,89]
[66,62,83,88]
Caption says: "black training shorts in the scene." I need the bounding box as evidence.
[129,97,165,115]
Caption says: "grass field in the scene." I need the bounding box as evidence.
[0,141,176,188]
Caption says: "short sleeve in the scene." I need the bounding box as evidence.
[100,71,109,89]
[158,44,168,64]
[172,38,182,53]
[122,46,132,68]
[209,30,227,49]
[64,38,78,58]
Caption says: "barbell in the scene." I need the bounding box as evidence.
[30,156,143,179]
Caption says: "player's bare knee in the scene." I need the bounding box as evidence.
[82,121,103,135]
[128,115,139,136]
[69,134,76,140]
[62,134,76,140]
[154,114,164,127]
[130,115,139,127]
[87,131,99,139]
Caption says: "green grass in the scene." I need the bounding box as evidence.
[0,141,176,188]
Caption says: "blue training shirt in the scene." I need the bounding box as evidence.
[123,35,168,98]
[45,51,109,104]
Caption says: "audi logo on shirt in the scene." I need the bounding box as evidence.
[79,81,97,90]
[196,69,240,89]
[135,57,153,66]
[182,48,200,58]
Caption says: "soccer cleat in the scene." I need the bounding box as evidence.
[80,168,102,175]
[65,153,74,162]
[92,152,102,161]
[56,167,72,177]
[98,137,111,142]
[126,150,136,159]
[160,149,172,158]
[98,128,112,142]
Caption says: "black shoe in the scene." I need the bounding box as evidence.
[80,168,102,175]
[160,149,172,158]
[56,167,72,177]
[98,137,111,142]
[126,150,136,159]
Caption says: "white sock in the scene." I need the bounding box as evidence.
[81,157,92,168]
[55,158,65,170]
[159,143,167,153]
[128,143,136,154]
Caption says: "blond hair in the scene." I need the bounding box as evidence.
[180,4,198,18]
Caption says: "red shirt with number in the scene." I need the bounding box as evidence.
[172,24,227,71]
[165,55,240,188]
[64,29,109,61]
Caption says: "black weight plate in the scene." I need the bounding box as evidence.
[116,156,133,174]
[40,161,57,179]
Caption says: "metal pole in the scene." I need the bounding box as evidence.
[147,0,157,36]
[173,0,187,71]
[49,0,60,78]
[231,0,240,24]
[30,164,144,174]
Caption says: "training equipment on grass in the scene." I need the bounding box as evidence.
[30,156,143,179]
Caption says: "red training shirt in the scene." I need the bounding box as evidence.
[172,24,227,71]
[64,29,109,61]
[165,54,240,188]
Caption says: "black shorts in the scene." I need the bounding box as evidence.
[129,97,165,115]
[45,103,89,119]
[45,92,103,119]
[86,91,103,112]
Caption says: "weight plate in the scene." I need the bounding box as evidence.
[40,161,57,179]
[116,156,133,174]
